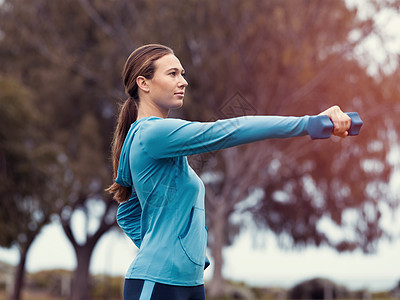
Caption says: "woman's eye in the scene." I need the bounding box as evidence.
[169,71,186,77]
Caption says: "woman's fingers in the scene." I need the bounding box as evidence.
[318,105,351,138]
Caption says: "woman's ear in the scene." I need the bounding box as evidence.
[136,76,150,93]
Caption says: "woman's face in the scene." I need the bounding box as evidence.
[147,54,188,111]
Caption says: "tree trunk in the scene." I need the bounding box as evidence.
[10,234,35,300]
[207,202,227,298]
[10,250,27,300]
[69,245,94,300]
[63,200,116,300]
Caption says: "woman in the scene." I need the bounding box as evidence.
[107,44,351,300]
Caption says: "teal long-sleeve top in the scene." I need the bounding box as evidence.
[116,115,311,286]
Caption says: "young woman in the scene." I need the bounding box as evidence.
[107,44,351,300]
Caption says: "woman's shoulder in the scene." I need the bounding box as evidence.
[140,116,187,124]
[137,117,195,152]
[138,116,191,134]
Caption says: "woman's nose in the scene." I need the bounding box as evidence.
[179,75,188,87]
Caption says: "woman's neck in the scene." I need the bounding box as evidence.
[137,99,169,120]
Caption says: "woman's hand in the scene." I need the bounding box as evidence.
[318,105,351,138]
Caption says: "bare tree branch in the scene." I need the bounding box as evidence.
[77,0,133,52]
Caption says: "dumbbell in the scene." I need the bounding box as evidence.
[308,112,363,140]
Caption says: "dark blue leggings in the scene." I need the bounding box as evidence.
[123,279,205,300]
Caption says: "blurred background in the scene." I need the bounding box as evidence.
[1,0,400,299]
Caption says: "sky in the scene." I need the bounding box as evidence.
[346,0,400,75]
[1,0,400,293]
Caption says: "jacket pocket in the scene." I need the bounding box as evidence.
[179,206,207,266]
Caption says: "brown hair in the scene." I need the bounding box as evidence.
[106,44,174,203]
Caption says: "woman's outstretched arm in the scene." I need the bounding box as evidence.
[138,105,351,159]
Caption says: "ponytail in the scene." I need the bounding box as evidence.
[106,97,138,203]
[106,44,174,203]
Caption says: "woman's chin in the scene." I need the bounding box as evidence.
[170,100,184,109]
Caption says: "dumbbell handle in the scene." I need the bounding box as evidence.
[308,112,363,140]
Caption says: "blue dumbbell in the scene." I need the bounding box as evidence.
[308,112,363,140]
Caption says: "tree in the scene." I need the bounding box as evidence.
[0,75,57,300]
[0,1,125,299]
[159,0,399,296]
[148,0,399,296]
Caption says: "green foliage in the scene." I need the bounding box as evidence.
[0,76,35,197]
[0,75,54,248]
